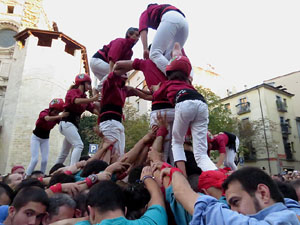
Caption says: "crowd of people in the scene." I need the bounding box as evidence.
[0,3,300,225]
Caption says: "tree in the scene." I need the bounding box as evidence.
[195,85,238,134]
[123,103,150,152]
[78,114,101,156]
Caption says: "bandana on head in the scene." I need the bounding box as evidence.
[198,170,228,190]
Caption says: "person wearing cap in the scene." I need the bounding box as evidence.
[10,166,25,179]
[208,131,240,170]
[90,27,139,91]
[139,3,188,75]
[26,98,68,175]
[150,52,217,175]
[56,74,99,166]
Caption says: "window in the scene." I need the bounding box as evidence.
[283,98,287,107]
[239,97,247,104]
[7,6,14,14]
[0,29,17,48]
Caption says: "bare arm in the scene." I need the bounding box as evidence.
[74,94,98,104]
[216,153,226,168]
[140,30,149,59]
[132,88,153,101]
[171,171,199,215]
[44,112,68,122]
[109,61,115,73]
[113,60,134,76]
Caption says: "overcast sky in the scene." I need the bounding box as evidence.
[44,0,300,97]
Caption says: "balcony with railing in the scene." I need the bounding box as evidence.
[236,102,251,115]
[276,100,287,112]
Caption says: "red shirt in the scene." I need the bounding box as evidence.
[101,72,135,107]
[132,58,167,89]
[35,109,59,131]
[208,133,229,155]
[98,38,136,63]
[139,4,184,32]
[153,80,195,105]
[64,89,94,115]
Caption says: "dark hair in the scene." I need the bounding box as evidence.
[14,178,44,194]
[48,193,76,219]
[123,183,150,219]
[48,173,75,187]
[125,27,138,38]
[11,186,49,211]
[68,84,79,90]
[222,167,284,203]
[79,155,91,161]
[291,179,300,189]
[128,165,143,184]
[167,70,189,82]
[2,174,11,185]
[188,174,201,192]
[74,193,88,217]
[49,163,65,175]
[275,180,298,201]
[0,182,14,204]
[80,160,108,177]
[87,180,125,214]
[30,170,44,177]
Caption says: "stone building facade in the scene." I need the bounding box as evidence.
[0,0,89,174]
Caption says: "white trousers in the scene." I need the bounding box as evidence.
[150,10,189,74]
[224,137,240,170]
[99,120,125,157]
[150,108,175,164]
[26,134,49,175]
[90,57,109,89]
[172,100,217,171]
[56,121,84,165]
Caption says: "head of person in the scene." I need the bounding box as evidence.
[222,167,284,215]
[74,193,88,218]
[128,165,143,184]
[0,182,14,205]
[125,27,139,43]
[49,163,65,175]
[14,178,44,195]
[30,170,44,179]
[79,155,91,161]
[6,186,49,225]
[198,170,228,199]
[11,165,25,179]
[291,179,300,202]
[3,173,23,190]
[80,159,108,177]
[73,73,92,92]
[87,180,125,224]
[47,193,76,224]
[49,98,64,115]
[123,183,150,219]
[48,173,75,187]
[166,56,192,82]
[275,180,298,201]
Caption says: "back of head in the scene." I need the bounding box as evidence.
[12,186,49,211]
[48,193,76,219]
[74,193,88,217]
[275,180,298,201]
[222,167,284,203]
[14,178,44,194]
[123,183,150,219]
[128,165,143,184]
[87,180,125,214]
[166,56,192,79]
[0,182,14,205]
[49,163,65,175]
[49,173,75,187]
[30,170,44,179]
[80,160,108,177]
[198,170,228,191]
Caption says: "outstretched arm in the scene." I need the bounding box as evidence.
[140,30,149,59]
[113,60,134,76]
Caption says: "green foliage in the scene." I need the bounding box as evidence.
[195,85,238,134]
[78,114,101,156]
[123,103,150,152]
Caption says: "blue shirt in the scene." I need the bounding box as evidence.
[0,205,8,223]
[190,195,300,225]
[75,205,167,225]
[285,198,300,216]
